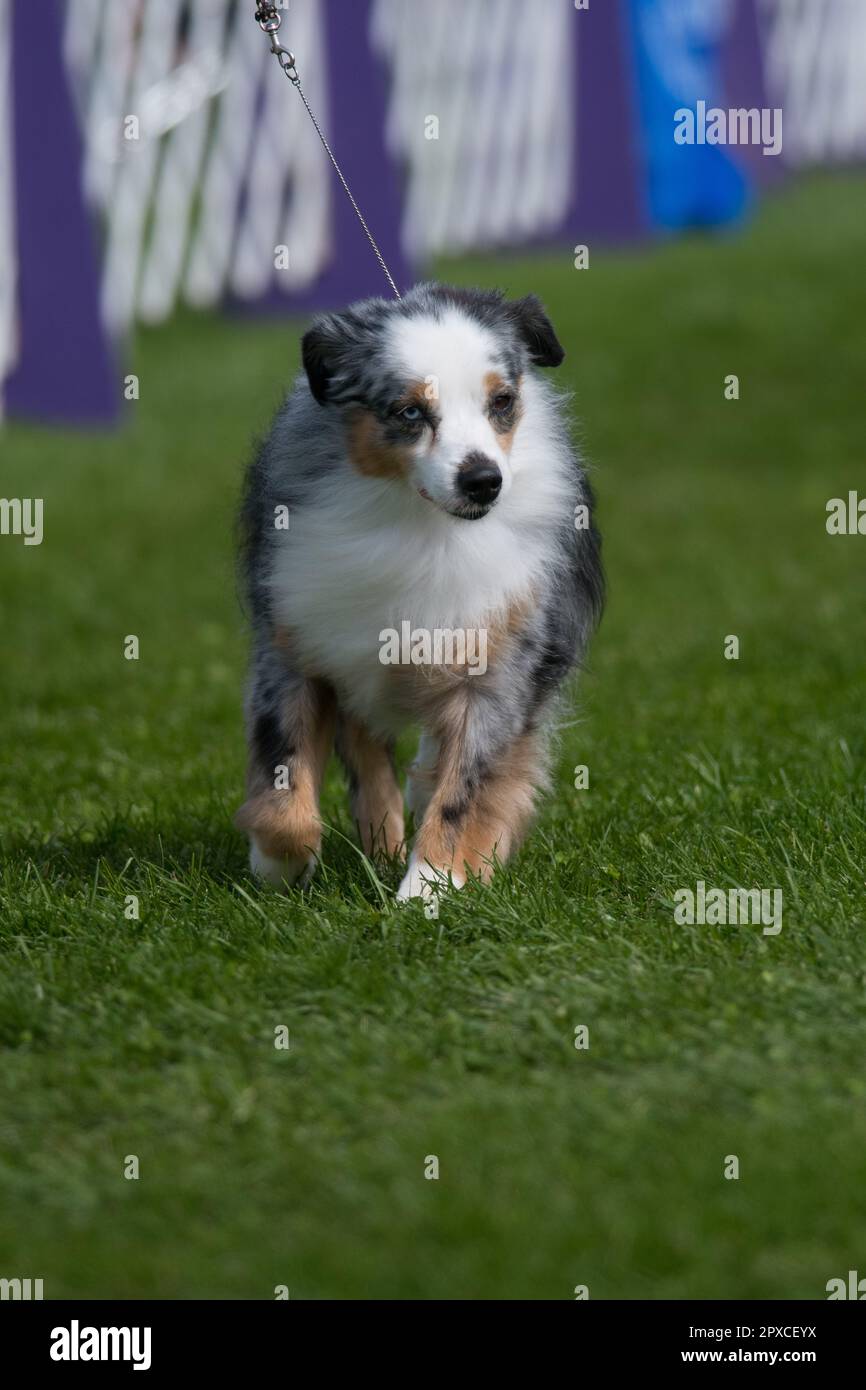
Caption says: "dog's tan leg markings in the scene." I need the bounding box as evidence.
[398,707,546,905]
[236,677,335,887]
[446,732,541,880]
[336,716,405,862]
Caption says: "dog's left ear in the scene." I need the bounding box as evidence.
[302,309,369,406]
[301,315,344,405]
[506,294,565,368]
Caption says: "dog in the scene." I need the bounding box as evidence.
[236,283,603,907]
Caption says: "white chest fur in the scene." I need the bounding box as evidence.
[268,381,573,733]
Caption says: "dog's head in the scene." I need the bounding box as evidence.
[301,284,564,520]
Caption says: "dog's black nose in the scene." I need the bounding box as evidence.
[457,453,502,507]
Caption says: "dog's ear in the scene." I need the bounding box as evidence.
[301,315,343,405]
[505,294,565,368]
[301,309,370,405]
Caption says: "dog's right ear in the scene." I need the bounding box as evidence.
[302,310,367,406]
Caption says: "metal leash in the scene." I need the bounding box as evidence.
[254,3,402,300]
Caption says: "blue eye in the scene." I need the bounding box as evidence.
[399,405,423,423]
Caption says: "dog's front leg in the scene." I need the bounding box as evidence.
[397,704,546,906]
[236,648,336,888]
[336,714,405,862]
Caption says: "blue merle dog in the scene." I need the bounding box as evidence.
[237,283,603,909]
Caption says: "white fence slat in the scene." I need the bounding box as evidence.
[762,0,866,164]
[372,0,573,260]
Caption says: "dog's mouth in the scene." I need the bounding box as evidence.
[449,501,494,521]
[418,487,494,521]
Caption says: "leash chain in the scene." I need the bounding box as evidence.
[254,4,402,300]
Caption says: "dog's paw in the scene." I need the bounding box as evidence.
[249,838,317,890]
[396,857,463,917]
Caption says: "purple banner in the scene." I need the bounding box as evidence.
[5,0,117,425]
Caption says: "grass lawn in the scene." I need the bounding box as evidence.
[1,174,864,1300]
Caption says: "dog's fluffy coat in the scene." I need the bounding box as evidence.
[237,283,603,905]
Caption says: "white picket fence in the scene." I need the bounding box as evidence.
[57,0,866,338]
[60,0,574,337]
[1,0,866,413]
[63,0,332,335]
[762,0,866,164]
[371,0,573,260]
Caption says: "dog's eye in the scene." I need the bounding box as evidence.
[491,392,515,413]
[397,404,424,424]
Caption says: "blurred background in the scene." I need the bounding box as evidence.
[2,0,865,424]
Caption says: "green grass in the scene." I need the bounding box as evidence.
[1,173,865,1300]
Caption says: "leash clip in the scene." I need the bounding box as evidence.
[255,5,282,36]
[255,5,298,78]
